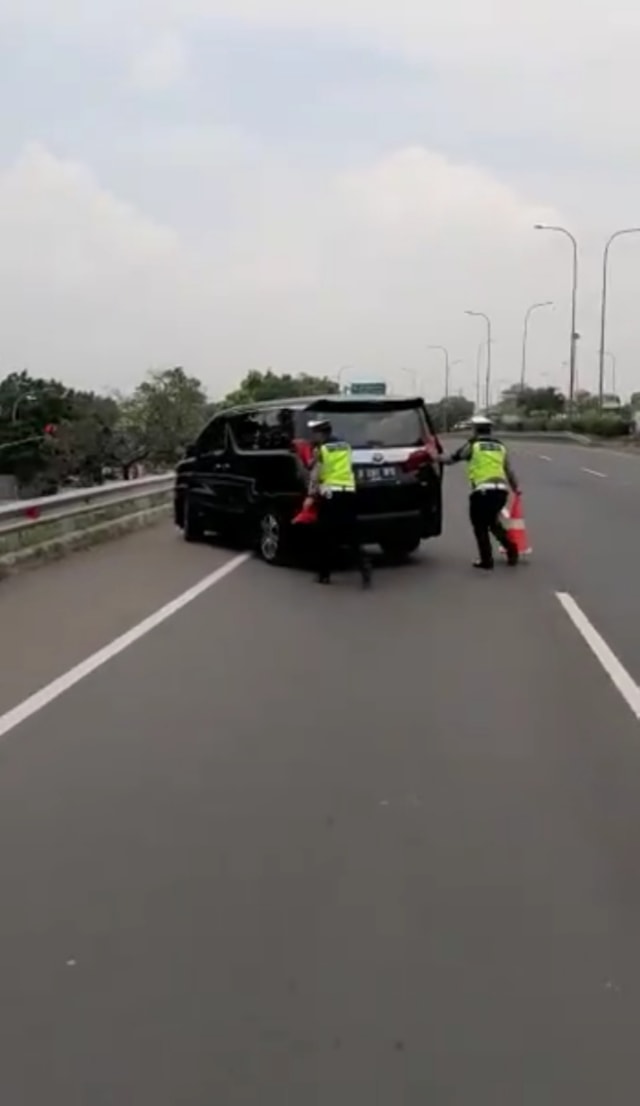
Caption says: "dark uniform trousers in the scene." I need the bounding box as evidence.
[469,486,516,567]
[316,491,368,579]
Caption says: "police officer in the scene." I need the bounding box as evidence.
[439,415,520,570]
[307,419,372,587]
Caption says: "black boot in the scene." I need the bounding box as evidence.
[360,557,372,588]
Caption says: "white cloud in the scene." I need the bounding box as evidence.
[2,0,639,405]
[5,0,640,162]
[3,139,633,402]
[128,31,189,91]
[6,0,638,71]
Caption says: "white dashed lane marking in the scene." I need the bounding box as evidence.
[581,467,607,478]
[557,592,640,721]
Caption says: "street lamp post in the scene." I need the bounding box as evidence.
[597,228,640,407]
[521,301,553,389]
[604,350,617,398]
[465,311,492,408]
[475,341,486,410]
[427,345,451,428]
[534,224,578,408]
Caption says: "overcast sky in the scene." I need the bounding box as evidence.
[0,0,638,401]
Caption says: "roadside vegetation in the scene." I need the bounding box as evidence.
[0,368,337,496]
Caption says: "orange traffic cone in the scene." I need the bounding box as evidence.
[500,492,531,557]
[292,497,318,525]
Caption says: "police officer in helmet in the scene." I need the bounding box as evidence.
[439,414,520,570]
[307,418,372,587]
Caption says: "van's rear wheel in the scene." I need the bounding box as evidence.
[380,534,421,561]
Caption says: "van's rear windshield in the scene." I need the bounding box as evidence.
[296,401,430,448]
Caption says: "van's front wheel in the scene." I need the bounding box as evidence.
[183,496,205,543]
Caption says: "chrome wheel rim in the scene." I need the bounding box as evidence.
[260,514,280,560]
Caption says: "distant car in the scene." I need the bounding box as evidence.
[174,394,444,564]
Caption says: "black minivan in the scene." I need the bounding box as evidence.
[174,394,443,564]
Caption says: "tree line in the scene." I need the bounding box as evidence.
[488,383,635,437]
[3,366,632,496]
[0,368,339,495]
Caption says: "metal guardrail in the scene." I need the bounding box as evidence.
[446,430,592,444]
[0,474,173,533]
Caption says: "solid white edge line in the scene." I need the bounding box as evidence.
[581,467,607,478]
[556,592,640,721]
[0,552,250,741]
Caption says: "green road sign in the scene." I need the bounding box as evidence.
[349,382,387,395]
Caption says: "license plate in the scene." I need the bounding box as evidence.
[358,465,397,482]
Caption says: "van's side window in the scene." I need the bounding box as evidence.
[229,407,297,451]
[257,407,295,450]
[228,412,262,451]
[196,417,227,453]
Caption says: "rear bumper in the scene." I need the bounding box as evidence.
[292,505,442,544]
[358,509,423,542]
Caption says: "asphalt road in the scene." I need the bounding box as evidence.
[2,446,640,1104]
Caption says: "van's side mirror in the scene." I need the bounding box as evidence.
[184,441,197,457]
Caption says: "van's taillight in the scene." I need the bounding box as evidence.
[402,436,442,472]
[402,446,433,472]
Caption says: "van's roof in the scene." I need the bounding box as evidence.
[222,394,426,416]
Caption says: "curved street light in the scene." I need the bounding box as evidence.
[597,228,640,406]
[521,301,553,389]
[534,224,578,406]
[427,347,462,430]
[465,311,492,408]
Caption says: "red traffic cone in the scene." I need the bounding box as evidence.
[500,492,531,557]
[292,497,318,524]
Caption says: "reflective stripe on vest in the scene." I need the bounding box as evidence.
[466,439,508,489]
[318,441,356,491]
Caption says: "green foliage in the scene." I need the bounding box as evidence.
[8,359,628,494]
[50,392,121,486]
[493,412,631,437]
[220,369,339,408]
[124,367,209,467]
[497,384,565,416]
[0,372,74,490]
[430,395,474,432]
[0,366,209,491]
[569,413,631,437]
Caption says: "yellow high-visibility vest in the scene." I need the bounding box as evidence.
[318,441,356,491]
[466,439,508,488]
